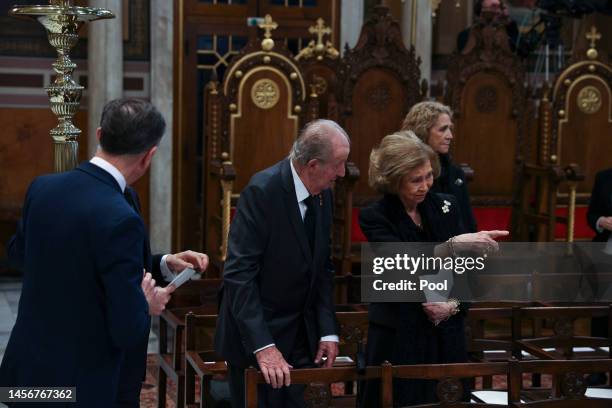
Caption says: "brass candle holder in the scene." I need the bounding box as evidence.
[10,0,114,172]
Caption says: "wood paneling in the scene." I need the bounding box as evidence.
[453,72,518,199]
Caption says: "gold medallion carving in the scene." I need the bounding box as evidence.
[577,86,602,114]
[251,79,279,110]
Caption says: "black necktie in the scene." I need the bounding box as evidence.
[303,195,318,253]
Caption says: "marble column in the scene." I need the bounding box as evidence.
[87,0,123,157]
[340,0,364,53]
[401,0,433,86]
[149,0,173,254]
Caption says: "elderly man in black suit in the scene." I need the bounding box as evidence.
[214,119,350,407]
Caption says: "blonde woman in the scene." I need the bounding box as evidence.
[402,101,477,233]
[358,132,507,406]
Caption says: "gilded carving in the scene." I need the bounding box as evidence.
[577,85,602,114]
[251,79,279,110]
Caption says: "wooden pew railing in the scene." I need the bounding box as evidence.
[156,279,221,408]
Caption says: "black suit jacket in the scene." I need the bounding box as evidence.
[358,192,466,329]
[587,168,612,242]
[214,159,337,367]
[0,162,151,407]
[432,154,477,233]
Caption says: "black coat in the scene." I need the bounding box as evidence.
[431,154,477,233]
[214,159,337,368]
[587,168,612,243]
[358,192,469,406]
[0,162,157,408]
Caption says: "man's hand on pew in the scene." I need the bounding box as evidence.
[141,272,176,315]
[255,346,293,389]
[166,250,209,273]
[315,341,339,368]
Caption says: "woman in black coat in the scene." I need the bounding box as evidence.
[402,101,477,233]
[359,132,507,406]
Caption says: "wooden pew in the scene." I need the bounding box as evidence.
[509,359,612,407]
[183,312,227,408]
[245,366,384,408]
[512,306,612,362]
[157,279,221,408]
[380,361,510,407]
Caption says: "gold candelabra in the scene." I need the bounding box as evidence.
[9,0,114,172]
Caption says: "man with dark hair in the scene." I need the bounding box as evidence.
[215,119,350,407]
[0,98,208,407]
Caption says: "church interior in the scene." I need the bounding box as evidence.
[2,0,612,406]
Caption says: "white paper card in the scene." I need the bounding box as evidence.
[169,267,196,288]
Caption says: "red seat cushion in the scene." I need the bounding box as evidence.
[473,207,512,239]
[352,208,367,243]
[349,206,594,243]
[554,206,594,240]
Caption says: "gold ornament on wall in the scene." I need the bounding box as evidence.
[577,86,602,114]
[251,79,280,110]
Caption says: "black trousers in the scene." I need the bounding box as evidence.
[228,326,315,408]
[114,336,148,408]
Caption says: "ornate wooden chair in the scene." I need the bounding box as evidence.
[296,17,341,122]
[203,15,316,274]
[513,26,612,242]
[333,5,425,275]
[445,14,531,236]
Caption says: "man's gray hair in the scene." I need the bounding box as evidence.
[289,119,349,166]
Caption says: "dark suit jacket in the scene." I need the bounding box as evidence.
[432,154,477,233]
[587,168,612,242]
[0,162,152,407]
[358,192,466,329]
[214,159,337,368]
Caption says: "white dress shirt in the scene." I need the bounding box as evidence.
[253,161,339,354]
[89,157,174,282]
